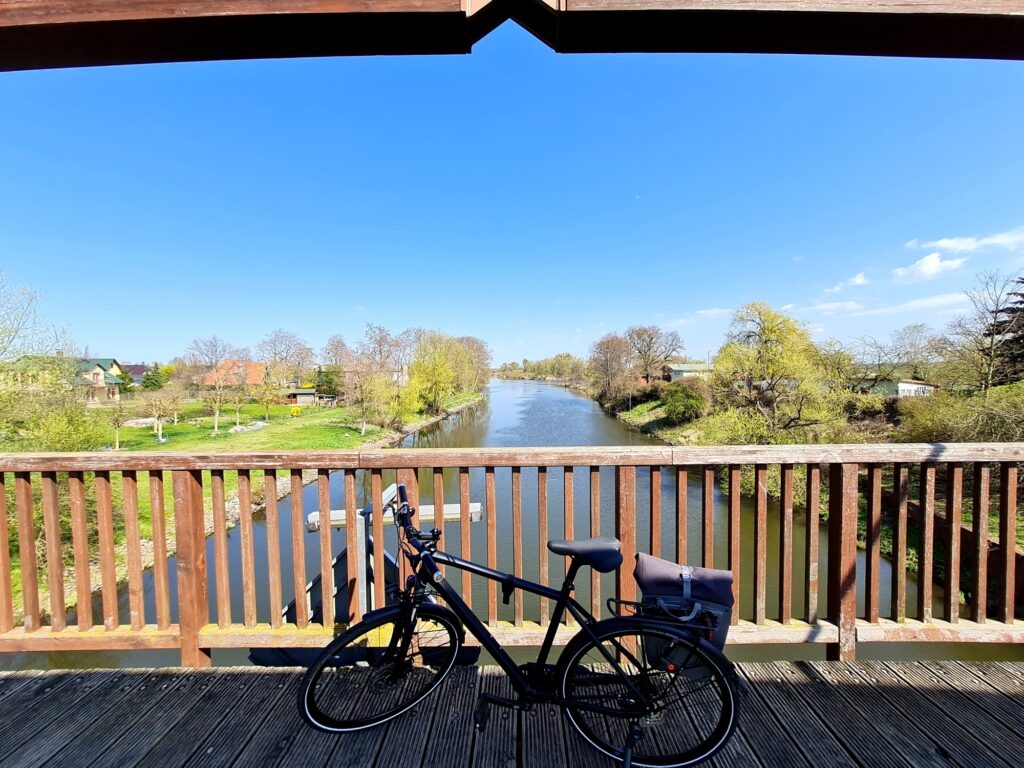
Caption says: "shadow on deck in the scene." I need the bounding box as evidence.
[0,661,1022,767]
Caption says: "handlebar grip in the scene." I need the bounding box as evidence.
[397,484,408,504]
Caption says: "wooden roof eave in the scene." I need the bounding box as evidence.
[1,1,1024,71]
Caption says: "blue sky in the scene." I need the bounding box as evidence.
[1,23,1022,366]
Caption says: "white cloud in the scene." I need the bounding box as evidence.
[351,305,369,312]
[824,272,870,294]
[671,307,732,326]
[912,226,1024,254]
[892,252,967,283]
[850,292,968,317]
[805,300,863,315]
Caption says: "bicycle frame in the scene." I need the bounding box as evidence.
[425,549,595,697]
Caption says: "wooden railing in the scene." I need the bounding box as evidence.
[1,444,1021,666]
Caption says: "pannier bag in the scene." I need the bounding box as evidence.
[633,553,734,653]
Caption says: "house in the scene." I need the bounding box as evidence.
[859,377,938,399]
[285,388,318,406]
[662,362,711,382]
[200,360,267,387]
[120,363,150,386]
[76,358,126,403]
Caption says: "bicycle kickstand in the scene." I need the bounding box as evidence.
[622,722,644,768]
[473,692,527,733]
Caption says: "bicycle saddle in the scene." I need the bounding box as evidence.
[547,536,623,573]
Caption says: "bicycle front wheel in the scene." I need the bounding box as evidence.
[559,622,737,767]
[299,604,461,732]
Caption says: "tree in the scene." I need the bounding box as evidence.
[937,270,1022,395]
[139,387,178,442]
[257,329,314,386]
[588,333,633,400]
[321,334,352,368]
[252,361,288,420]
[141,362,171,390]
[410,332,459,415]
[106,399,135,450]
[0,269,70,362]
[991,276,1024,385]
[187,335,239,434]
[625,326,683,383]
[712,303,843,438]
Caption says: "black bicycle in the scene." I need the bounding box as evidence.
[298,485,739,767]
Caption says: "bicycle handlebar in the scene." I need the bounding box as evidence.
[391,484,444,583]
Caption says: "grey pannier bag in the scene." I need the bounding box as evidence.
[633,553,734,652]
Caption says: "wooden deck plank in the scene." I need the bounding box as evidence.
[275,672,391,768]
[0,671,114,759]
[523,701,568,768]
[785,662,916,768]
[732,666,810,767]
[130,671,268,765]
[102,673,245,766]
[960,661,1024,701]
[2,671,148,768]
[369,670,445,768]
[740,662,855,767]
[46,671,198,768]
[812,662,958,768]
[0,662,1019,767]
[926,661,1024,732]
[848,661,1019,768]
[882,661,1022,762]
[420,666,479,768]
[469,667,518,768]
[0,671,124,764]
[185,671,294,768]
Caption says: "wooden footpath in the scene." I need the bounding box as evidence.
[0,661,1022,767]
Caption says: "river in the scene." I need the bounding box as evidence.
[5,379,1015,669]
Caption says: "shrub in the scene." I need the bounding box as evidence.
[662,382,706,425]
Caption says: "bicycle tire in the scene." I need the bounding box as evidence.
[299,604,461,732]
[558,620,737,767]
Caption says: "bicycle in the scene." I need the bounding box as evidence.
[298,484,740,767]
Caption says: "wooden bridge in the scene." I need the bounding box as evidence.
[2,660,1023,766]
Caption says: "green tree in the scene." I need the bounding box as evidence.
[712,303,844,441]
[410,332,458,415]
[141,363,171,390]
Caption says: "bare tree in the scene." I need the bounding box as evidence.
[624,326,683,383]
[257,329,314,385]
[106,399,136,450]
[139,388,177,442]
[321,334,352,368]
[588,333,633,399]
[187,335,239,434]
[0,269,71,362]
[939,270,1023,396]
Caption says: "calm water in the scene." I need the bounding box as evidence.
[7,379,1018,669]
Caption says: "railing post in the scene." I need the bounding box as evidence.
[173,469,211,668]
[827,463,858,661]
[615,467,637,606]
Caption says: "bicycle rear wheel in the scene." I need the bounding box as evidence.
[299,604,461,732]
[559,622,737,767]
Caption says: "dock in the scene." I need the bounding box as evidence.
[2,661,1022,767]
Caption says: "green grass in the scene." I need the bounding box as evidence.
[5,392,486,618]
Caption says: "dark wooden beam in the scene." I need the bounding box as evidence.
[2,1,1024,71]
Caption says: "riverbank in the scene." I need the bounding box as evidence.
[14,392,486,624]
